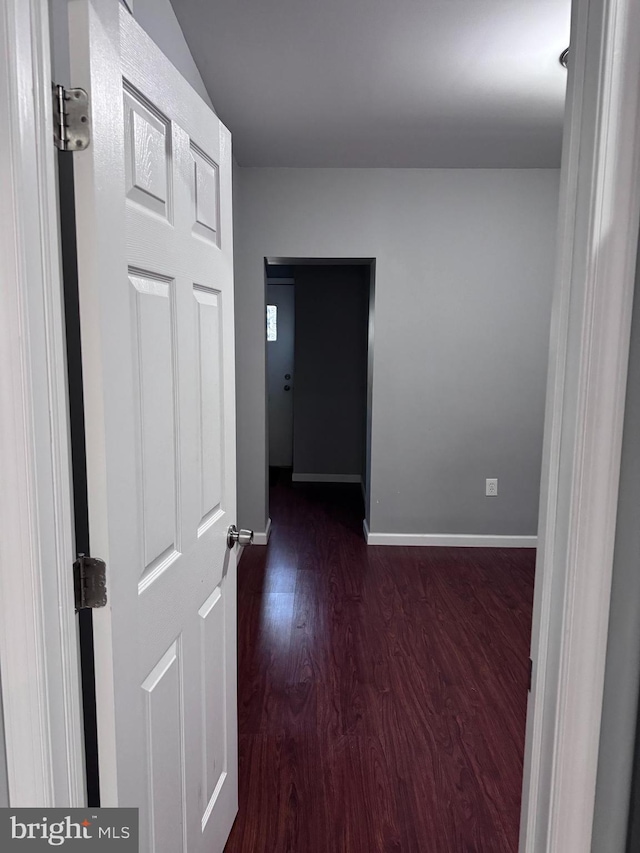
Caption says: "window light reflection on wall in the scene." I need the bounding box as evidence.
[266,304,277,341]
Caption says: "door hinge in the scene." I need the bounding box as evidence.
[53,84,90,152]
[528,657,533,692]
[74,554,107,611]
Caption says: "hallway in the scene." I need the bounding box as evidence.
[224,474,534,852]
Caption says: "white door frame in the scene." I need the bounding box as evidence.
[3,0,640,847]
[520,0,640,848]
[0,0,85,807]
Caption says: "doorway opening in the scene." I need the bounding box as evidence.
[264,258,375,533]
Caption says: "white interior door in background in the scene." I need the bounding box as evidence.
[69,4,238,851]
[267,283,295,467]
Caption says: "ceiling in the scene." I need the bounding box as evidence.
[170,0,571,168]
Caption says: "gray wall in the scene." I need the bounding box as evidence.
[234,167,559,536]
[591,233,640,853]
[51,0,213,110]
[292,265,369,478]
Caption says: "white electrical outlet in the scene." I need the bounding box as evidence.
[486,478,498,496]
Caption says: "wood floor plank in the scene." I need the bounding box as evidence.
[225,473,534,852]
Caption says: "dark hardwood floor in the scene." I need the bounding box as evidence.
[225,471,535,853]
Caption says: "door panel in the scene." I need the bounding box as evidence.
[124,87,171,219]
[199,586,227,820]
[141,642,184,852]
[70,4,237,851]
[193,286,223,532]
[129,272,178,584]
[191,143,220,243]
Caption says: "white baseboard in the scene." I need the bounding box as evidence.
[252,517,272,545]
[292,473,362,484]
[363,522,536,548]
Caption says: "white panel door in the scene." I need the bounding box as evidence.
[267,284,295,467]
[69,4,237,851]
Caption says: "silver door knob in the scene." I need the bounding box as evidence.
[227,525,254,548]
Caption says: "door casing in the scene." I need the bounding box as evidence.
[0,0,85,807]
